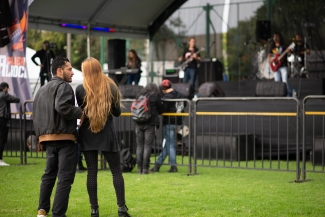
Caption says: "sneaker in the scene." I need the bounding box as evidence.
[37,209,47,217]
[0,160,9,166]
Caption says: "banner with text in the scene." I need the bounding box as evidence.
[0,0,32,113]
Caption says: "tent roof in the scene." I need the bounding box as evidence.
[28,0,187,39]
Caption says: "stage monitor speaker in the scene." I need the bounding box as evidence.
[256,20,271,42]
[108,39,126,83]
[118,84,143,99]
[172,83,194,99]
[198,59,223,88]
[255,81,287,97]
[198,82,225,97]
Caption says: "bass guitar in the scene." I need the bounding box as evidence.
[179,46,205,71]
[270,42,295,72]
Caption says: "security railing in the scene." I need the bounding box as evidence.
[3,103,23,164]
[4,95,325,182]
[302,96,325,181]
[193,97,300,180]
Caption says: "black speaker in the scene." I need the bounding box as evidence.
[118,84,143,99]
[108,39,126,83]
[255,81,287,97]
[172,83,194,99]
[107,39,126,69]
[198,82,225,97]
[256,20,271,42]
[198,59,223,88]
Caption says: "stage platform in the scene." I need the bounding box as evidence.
[215,78,323,98]
[194,78,325,159]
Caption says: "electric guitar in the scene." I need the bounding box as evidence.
[179,46,205,71]
[270,42,295,72]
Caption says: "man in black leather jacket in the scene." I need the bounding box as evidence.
[0,82,20,166]
[33,57,82,217]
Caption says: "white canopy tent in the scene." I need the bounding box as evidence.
[28,0,187,39]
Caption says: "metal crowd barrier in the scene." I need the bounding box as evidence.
[6,95,325,182]
[302,95,325,181]
[193,97,300,180]
[3,102,23,164]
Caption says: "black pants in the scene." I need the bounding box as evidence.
[83,150,125,209]
[40,75,50,86]
[0,117,9,160]
[135,124,156,170]
[38,141,78,217]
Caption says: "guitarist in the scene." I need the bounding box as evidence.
[178,37,201,93]
[268,32,291,96]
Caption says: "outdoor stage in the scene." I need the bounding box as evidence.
[194,77,324,159]
[215,77,323,98]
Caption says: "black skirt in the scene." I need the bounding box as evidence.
[78,120,120,152]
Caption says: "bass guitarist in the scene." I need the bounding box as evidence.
[268,32,291,96]
[178,37,201,93]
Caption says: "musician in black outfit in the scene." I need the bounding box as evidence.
[293,33,310,67]
[178,37,201,93]
[31,41,56,86]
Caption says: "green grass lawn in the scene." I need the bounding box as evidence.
[0,157,325,217]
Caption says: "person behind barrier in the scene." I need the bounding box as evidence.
[293,33,310,78]
[126,49,142,85]
[75,57,131,217]
[268,32,291,96]
[134,83,163,174]
[27,135,42,152]
[31,40,56,87]
[0,82,20,166]
[178,37,201,93]
[33,57,82,217]
[150,79,185,173]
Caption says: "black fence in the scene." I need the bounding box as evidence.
[3,97,325,181]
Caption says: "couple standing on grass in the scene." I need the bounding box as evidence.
[33,57,131,217]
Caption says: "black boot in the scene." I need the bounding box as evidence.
[167,166,178,172]
[150,164,160,172]
[142,168,149,174]
[118,205,131,217]
[91,208,99,217]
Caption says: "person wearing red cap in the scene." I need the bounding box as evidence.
[150,79,185,173]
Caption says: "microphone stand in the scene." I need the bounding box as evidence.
[297,37,308,98]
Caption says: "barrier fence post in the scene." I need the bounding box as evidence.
[19,103,23,165]
[302,97,307,181]
[193,99,198,174]
[295,98,300,182]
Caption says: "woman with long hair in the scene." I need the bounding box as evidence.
[268,32,291,96]
[75,57,131,217]
[133,83,163,174]
[126,49,142,85]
